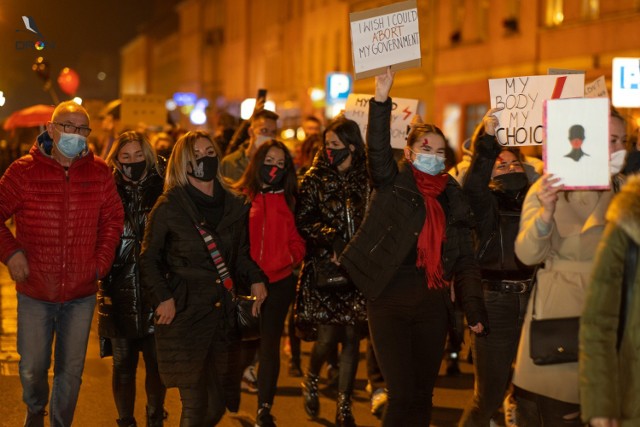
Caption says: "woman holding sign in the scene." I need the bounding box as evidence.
[512,128,616,424]
[339,68,487,426]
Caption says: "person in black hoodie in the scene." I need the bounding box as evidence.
[340,69,487,426]
[99,131,167,427]
[458,109,536,427]
[140,131,266,426]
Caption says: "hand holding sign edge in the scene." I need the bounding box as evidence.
[375,67,395,103]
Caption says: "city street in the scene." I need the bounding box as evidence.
[0,261,475,427]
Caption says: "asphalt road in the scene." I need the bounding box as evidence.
[0,262,476,427]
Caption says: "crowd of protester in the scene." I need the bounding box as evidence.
[1,66,640,427]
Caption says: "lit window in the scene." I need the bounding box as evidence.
[546,0,564,26]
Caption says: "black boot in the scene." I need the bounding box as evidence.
[255,403,276,427]
[116,417,137,427]
[335,393,356,427]
[146,405,166,427]
[301,373,320,418]
[24,410,47,427]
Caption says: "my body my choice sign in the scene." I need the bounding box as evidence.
[350,0,421,80]
[489,74,584,146]
[344,94,423,149]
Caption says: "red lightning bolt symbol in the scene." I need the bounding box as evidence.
[326,149,334,163]
[268,166,278,182]
[402,107,411,120]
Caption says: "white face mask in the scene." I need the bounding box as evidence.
[610,149,626,175]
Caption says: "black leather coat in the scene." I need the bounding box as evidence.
[340,98,487,327]
[98,163,164,339]
[462,134,534,280]
[294,152,370,332]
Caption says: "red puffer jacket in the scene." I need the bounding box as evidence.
[0,133,124,302]
[248,191,305,283]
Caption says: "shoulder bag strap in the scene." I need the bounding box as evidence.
[617,238,639,350]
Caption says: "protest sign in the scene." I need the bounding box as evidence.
[544,97,610,190]
[121,94,167,128]
[547,68,585,75]
[344,93,423,149]
[488,74,585,146]
[349,0,421,80]
[584,76,608,98]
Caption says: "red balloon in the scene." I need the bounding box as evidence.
[57,67,80,96]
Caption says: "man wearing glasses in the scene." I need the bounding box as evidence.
[0,101,124,426]
[221,109,279,182]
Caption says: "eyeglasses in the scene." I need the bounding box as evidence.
[52,122,92,137]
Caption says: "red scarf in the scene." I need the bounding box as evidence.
[410,166,449,289]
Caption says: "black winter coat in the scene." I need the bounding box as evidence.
[98,163,164,339]
[463,134,534,279]
[294,152,369,332]
[340,98,486,327]
[139,184,263,388]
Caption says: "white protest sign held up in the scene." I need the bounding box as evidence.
[488,74,585,147]
[584,76,608,98]
[350,0,421,80]
[344,93,422,149]
[544,97,610,190]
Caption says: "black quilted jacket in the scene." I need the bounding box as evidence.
[294,151,370,329]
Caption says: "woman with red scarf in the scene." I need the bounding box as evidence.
[340,69,487,426]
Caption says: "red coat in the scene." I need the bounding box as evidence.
[248,191,305,283]
[0,136,124,302]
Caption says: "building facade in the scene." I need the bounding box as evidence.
[120,0,640,150]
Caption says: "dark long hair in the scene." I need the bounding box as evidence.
[234,139,297,211]
[323,117,366,166]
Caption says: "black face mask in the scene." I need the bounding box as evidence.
[120,160,147,182]
[260,164,286,187]
[325,147,351,168]
[188,156,218,182]
[490,172,529,209]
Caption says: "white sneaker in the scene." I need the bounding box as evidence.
[503,393,518,427]
[242,364,258,393]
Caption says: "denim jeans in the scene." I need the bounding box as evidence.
[459,289,530,427]
[367,266,449,427]
[17,293,96,427]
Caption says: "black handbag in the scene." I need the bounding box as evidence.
[314,259,349,288]
[233,292,260,341]
[529,316,580,365]
[99,336,112,358]
[529,274,580,365]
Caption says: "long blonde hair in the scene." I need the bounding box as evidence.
[106,131,159,176]
[164,130,234,193]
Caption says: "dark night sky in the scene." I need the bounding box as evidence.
[0,0,155,120]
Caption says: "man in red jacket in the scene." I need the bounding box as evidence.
[0,101,124,427]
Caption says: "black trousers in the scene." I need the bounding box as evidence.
[177,333,240,427]
[459,289,530,426]
[308,324,361,395]
[257,274,297,406]
[368,266,449,427]
[111,335,166,422]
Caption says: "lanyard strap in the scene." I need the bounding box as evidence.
[195,223,234,292]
